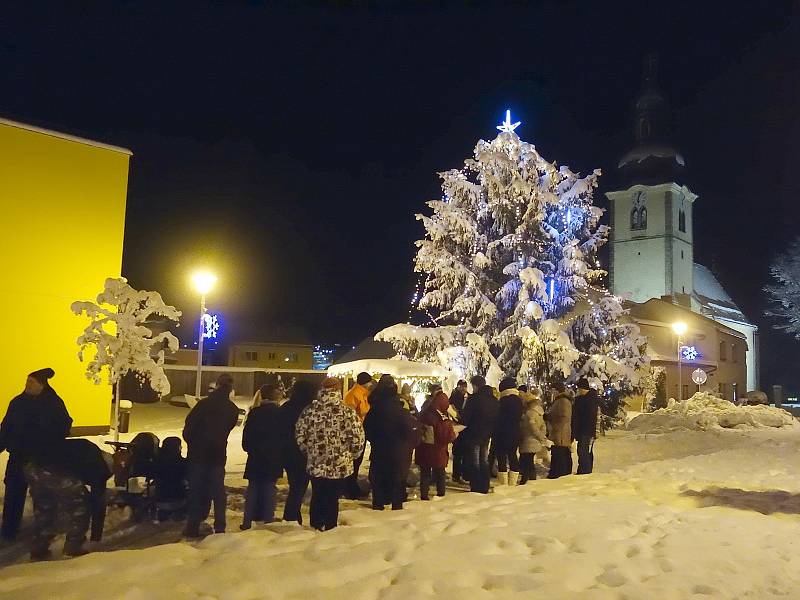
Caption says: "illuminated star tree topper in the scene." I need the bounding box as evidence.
[496,109,521,133]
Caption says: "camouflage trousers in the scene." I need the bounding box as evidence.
[23,464,89,552]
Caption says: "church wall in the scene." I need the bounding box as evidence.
[612,237,666,302]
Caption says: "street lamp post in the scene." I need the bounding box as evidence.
[192,271,217,401]
[672,321,688,402]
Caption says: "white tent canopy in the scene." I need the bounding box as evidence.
[327,358,450,381]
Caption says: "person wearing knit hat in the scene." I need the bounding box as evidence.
[0,368,72,541]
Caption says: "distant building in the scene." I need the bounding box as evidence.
[606,56,759,394]
[0,117,131,434]
[228,342,313,370]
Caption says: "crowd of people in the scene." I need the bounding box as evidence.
[0,367,601,560]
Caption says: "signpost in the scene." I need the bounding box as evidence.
[691,368,707,393]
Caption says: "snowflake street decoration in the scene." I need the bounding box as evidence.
[496,109,521,133]
[203,313,220,340]
[680,345,699,361]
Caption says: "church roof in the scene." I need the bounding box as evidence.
[692,263,755,327]
[617,55,687,186]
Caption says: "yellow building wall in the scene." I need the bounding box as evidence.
[0,120,130,431]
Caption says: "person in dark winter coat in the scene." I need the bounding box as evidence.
[494,378,524,486]
[279,380,317,524]
[364,375,422,510]
[0,368,72,541]
[295,378,364,531]
[24,438,112,560]
[153,437,188,521]
[572,378,600,475]
[449,380,469,483]
[241,392,284,529]
[182,373,239,537]
[461,375,498,494]
[415,390,456,500]
[546,382,573,479]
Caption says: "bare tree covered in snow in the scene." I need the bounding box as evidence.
[72,278,181,437]
[765,238,800,338]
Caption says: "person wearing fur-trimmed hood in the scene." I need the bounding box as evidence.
[493,378,524,486]
[518,385,550,483]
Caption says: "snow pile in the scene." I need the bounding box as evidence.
[5,402,800,598]
[627,391,797,433]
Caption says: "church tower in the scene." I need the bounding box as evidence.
[606,55,697,303]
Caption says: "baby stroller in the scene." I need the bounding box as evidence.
[106,432,160,522]
[152,437,189,522]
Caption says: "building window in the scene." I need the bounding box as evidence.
[268,352,276,360]
[682,385,689,399]
[732,344,738,363]
[719,382,726,399]
[245,351,258,361]
[630,191,647,231]
[719,341,727,361]
[678,209,686,233]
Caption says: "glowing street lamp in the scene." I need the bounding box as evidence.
[672,321,688,402]
[192,271,217,400]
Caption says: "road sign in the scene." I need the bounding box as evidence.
[692,368,707,386]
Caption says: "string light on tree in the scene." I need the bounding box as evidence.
[378,109,648,409]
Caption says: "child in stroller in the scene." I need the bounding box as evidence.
[106,432,160,521]
[153,436,188,521]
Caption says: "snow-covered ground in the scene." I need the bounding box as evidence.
[2,402,800,599]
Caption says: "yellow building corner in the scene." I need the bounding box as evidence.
[0,118,131,434]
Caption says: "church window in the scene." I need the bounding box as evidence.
[679,209,686,233]
[719,341,727,361]
[638,117,650,140]
[631,191,647,231]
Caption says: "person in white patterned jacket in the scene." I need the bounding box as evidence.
[294,377,365,531]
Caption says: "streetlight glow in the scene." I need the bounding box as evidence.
[672,321,687,336]
[192,271,217,295]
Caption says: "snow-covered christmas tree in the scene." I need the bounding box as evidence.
[378,111,647,399]
[72,277,181,440]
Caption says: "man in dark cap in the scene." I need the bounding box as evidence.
[182,372,239,537]
[24,438,112,559]
[0,368,72,541]
[572,378,600,475]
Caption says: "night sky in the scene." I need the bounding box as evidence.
[2,2,799,389]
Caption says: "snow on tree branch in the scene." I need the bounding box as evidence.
[378,120,647,396]
[71,277,182,395]
[765,238,800,339]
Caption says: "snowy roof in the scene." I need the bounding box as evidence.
[328,358,450,380]
[618,143,685,168]
[692,263,754,327]
[333,337,396,364]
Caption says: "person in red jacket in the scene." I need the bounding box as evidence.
[415,390,456,500]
